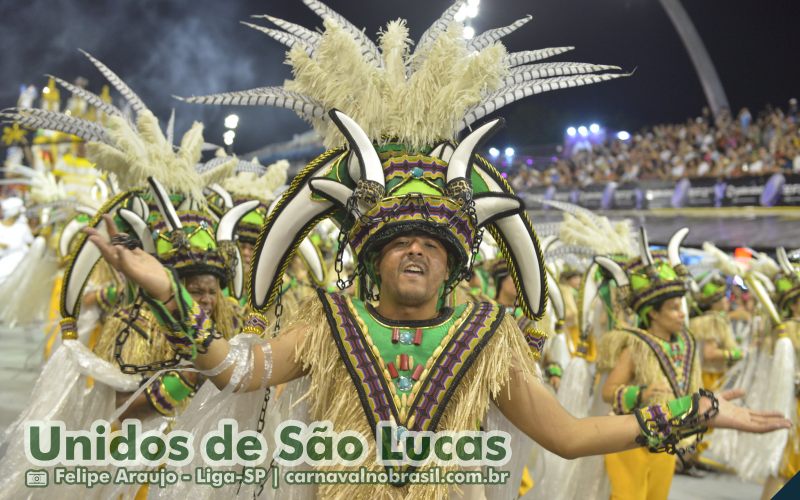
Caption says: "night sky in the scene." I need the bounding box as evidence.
[2,0,798,154]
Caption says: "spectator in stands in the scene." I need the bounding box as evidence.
[504,102,800,190]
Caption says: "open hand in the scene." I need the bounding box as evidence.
[704,388,791,433]
[84,214,171,301]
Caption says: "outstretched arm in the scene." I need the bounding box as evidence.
[85,215,307,392]
[192,321,307,391]
[495,352,790,460]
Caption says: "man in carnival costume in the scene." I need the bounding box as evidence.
[690,244,746,392]
[86,1,787,499]
[755,248,800,499]
[596,227,720,499]
[0,51,259,499]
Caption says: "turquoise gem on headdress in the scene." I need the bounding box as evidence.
[398,330,414,345]
[397,376,412,392]
[411,166,424,178]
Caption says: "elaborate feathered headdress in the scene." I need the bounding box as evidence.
[692,242,746,310]
[593,227,690,322]
[215,159,290,244]
[774,247,800,318]
[2,53,245,338]
[182,0,627,357]
[184,0,625,151]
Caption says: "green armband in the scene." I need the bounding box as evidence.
[724,348,742,362]
[545,363,563,378]
[96,284,118,313]
[635,389,719,454]
[613,385,644,414]
[145,371,198,416]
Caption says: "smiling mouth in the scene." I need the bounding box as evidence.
[402,263,425,275]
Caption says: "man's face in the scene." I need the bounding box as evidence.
[184,274,220,314]
[376,234,449,307]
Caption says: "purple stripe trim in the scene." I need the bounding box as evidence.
[327,294,502,436]
[524,332,546,352]
[146,379,175,413]
[349,202,473,250]
[410,303,497,432]
[384,159,447,179]
[330,295,395,422]
[614,386,625,415]
[624,328,695,396]
[631,282,686,310]
[152,213,214,232]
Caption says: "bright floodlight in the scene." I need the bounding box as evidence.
[465,4,479,18]
[566,127,577,137]
[468,0,481,6]
[616,130,631,141]
[578,126,589,137]
[589,123,600,134]
[224,114,240,129]
[489,147,500,158]
[454,7,467,22]
[463,26,475,39]
[504,147,515,157]
[223,130,236,146]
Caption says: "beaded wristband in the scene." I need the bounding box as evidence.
[144,371,198,416]
[634,389,719,454]
[242,312,270,336]
[613,385,644,414]
[96,284,118,314]
[545,363,563,378]
[724,348,742,363]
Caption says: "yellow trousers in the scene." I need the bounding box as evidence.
[695,372,725,456]
[780,400,800,480]
[605,447,676,500]
[701,371,724,392]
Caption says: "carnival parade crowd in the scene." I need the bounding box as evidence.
[508,102,800,192]
[0,2,798,500]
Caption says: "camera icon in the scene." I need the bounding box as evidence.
[25,470,48,487]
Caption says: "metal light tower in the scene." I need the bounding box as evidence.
[657,0,730,117]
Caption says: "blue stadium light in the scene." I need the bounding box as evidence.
[616,130,631,141]
[488,147,500,158]
[578,126,589,137]
[566,126,577,137]
[589,123,600,134]
[504,147,515,157]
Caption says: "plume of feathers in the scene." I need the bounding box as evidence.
[2,51,236,203]
[86,110,235,202]
[183,0,626,150]
[558,212,635,257]
[0,165,68,204]
[221,159,290,203]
